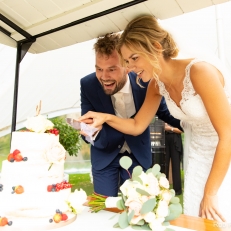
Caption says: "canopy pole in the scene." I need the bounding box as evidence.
[11,41,35,134]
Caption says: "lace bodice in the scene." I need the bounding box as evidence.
[156,59,231,219]
[157,59,231,133]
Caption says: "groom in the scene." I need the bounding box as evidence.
[80,33,182,197]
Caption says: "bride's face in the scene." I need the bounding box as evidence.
[120,45,154,82]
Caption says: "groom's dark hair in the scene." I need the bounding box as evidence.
[94,33,121,56]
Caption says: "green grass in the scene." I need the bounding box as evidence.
[69,173,93,195]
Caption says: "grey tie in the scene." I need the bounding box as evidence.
[113,92,127,118]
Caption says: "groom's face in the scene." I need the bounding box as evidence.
[95,50,129,95]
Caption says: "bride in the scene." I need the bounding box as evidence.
[78,15,231,222]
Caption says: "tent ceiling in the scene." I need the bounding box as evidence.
[0,0,229,54]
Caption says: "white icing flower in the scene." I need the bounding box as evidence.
[43,143,66,165]
[66,189,87,214]
[25,114,54,133]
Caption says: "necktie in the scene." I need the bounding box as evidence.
[113,92,127,118]
[113,92,131,154]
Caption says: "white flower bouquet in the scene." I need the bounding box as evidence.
[89,156,182,231]
[66,188,88,214]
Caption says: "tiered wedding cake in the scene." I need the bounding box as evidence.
[0,114,86,230]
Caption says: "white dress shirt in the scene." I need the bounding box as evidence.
[111,75,136,153]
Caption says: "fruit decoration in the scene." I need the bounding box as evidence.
[0,217,13,226]
[46,128,59,136]
[7,149,28,163]
[53,213,62,223]
[51,209,68,223]
[47,181,72,192]
[12,185,24,194]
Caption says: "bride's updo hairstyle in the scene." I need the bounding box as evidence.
[117,15,179,80]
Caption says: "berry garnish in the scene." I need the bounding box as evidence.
[47,185,53,192]
[61,214,68,221]
[7,154,14,162]
[23,157,28,161]
[15,185,24,194]
[14,154,23,162]
[0,217,8,226]
[53,213,62,223]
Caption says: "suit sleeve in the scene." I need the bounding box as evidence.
[156,97,183,131]
[80,78,108,148]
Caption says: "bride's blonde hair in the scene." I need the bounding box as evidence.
[117,15,179,83]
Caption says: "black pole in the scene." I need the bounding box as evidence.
[11,42,21,133]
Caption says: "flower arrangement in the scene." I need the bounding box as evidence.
[66,188,87,214]
[89,156,182,231]
[23,114,81,170]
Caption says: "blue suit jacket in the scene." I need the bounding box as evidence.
[80,72,181,170]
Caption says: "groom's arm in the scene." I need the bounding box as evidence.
[156,97,183,131]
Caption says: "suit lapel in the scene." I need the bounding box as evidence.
[98,88,115,114]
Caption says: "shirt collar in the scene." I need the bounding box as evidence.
[118,74,131,94]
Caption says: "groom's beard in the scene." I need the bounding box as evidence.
[100,71,127,95]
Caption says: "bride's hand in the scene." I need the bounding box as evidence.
[199,194,226,222]
[78,111,107,129]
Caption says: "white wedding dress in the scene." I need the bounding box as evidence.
[157,58,231,221]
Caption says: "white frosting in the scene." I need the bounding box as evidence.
[10,132,61,161]
[0,131,72,224]
[1,160,63,193]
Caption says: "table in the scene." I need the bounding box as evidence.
[53,206,229,231]
[83,198,228,231]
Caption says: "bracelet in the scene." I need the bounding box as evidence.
[171,127,174,132]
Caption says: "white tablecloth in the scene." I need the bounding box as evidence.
[54,207,196,231]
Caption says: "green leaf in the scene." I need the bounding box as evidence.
[120,156,132,170]
[116,199,126,210]
[113,222,120,228]
[128,210,135,223]
[140,198,156,215]
[131,223,151,230]
[170,197,180,204]
[136,188,151,196]
[109,213,119,220]
[145,168,152,174]
[162,221,170,226]
[51,117,81,157]
[159,173,166,178]
[132,166,143,179]
[164,204,182,221]
[152,164,161,176]
[118,211,129,229]
[132,176,143,184]
[137,219,145,225]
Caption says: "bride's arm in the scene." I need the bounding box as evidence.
[78,79,162,136]
[191,62,231,221]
